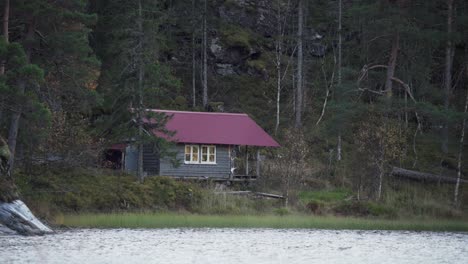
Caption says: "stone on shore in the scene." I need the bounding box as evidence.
[0,200,53,236]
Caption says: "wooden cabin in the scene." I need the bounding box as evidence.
[112,110,279,180]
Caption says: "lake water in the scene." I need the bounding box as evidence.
[1,228,467,264]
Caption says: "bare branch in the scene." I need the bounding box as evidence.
[357,87,385,95]
[316,57,336,126]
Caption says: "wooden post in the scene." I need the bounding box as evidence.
[245,146,249,175]
[121,150,125,171]
[256,148,261,177]
[228,145,233,179]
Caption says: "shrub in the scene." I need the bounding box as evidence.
[367,202,397,218]
[332,201,370,217]
[273,207,290,216]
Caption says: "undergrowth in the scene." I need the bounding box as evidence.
[13,166,468,224]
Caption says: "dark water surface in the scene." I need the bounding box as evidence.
[1,228,467,263]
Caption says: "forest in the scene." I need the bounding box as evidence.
[0,0,468,223]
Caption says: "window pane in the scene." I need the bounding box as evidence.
[209,146,215,155]
[202,154,208,162]
[185,146,191,162]
[202,146,208,154]
[192,146,199,162]
[209,154,215,162]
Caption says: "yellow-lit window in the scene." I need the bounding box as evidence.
[185,145,191,162]
[184,145,200,163]
[185,145,216,164]
[201,146,208,162]
[201,145,216,164]
[192,145,199,162]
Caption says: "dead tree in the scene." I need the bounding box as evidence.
[392,167,468,185]
[295,0,304,128]
[442,0,455,154]
[454,46,468,205]
[137,0,144,182]
[337,0,343,161]
[201,0,208,108]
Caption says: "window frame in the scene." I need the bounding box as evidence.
[184,144,217,165]
[184,145,200,164]
[200,145,217,164]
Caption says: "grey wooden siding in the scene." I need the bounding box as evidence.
[124,145,138,173]
[159,144,231,178]
[143,144,159,175]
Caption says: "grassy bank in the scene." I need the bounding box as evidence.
[14,167,468,225]
[58,213,468,232]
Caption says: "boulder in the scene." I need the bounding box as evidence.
[0,200,53,236]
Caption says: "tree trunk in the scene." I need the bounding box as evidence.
[0,0,9,75]
[245,146,249,175]
[384,32,400,98]
[275,58,281,134]
[7,19,34,174]
[391,166,468,184]
[295,0,303,129]
[0,136,52,235]
[337,135,342,161]
[442,0,454,154]
[7,82,24,172]
[336,0,343,161]
[284,168,291,207]
[256,148,261,177]
[137,0,144,182]
[202,0,208,108]
[377,168,384,200]
[274,1,283,135]
[2,0,8,42]
[454,90,467,206]
[191,0,196,108]
[454,46,468,206]
[404,91,408,129]
[0,0,9,140]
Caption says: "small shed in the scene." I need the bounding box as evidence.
[120,109,279,180]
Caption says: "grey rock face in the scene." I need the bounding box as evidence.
[0,200,53,236]
[0,224,17,235]
[210,37,224,59]
[218,0,276,37]
[216,63,235,76]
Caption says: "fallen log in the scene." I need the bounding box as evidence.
[253,192,285,199]
[391,167,468,184]
[214,191,284,199]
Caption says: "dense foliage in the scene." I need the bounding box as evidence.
[1,0,467,214]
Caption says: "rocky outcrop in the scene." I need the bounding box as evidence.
[208,0,326,78]
[0,136,52,236]
[0,200,53,236]
[218,0,276,37]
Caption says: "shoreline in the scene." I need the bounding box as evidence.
[58,213,468,232]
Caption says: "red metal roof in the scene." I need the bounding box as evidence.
[146,109,280,147]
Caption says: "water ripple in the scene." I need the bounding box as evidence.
[0,228,467,264]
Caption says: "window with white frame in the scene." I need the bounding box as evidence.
[184,145,199,163]
[201,145,216,164]
[184,144,216,164]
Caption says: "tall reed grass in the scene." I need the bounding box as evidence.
[58,213,468,232]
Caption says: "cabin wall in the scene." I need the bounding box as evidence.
[124,144,160,175]
[143,144,160,175]
[159,144,231,178]
[124,145,138,173]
